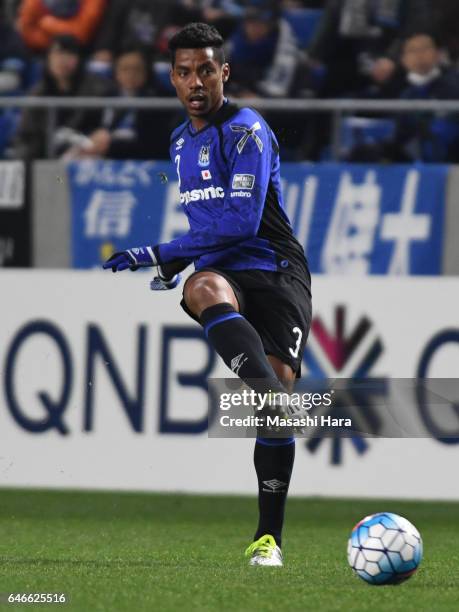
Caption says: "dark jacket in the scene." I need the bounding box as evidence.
[310,0,433,62]
[393,69,459,162]
[347,68,459,163]
[100,86,169,159]
[0,18,33,94]
[226,18,300,97]
[92,0,196,56]
[308,0,433,96]
[13,71,110,159]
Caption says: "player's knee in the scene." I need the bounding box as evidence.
[184,273,235,317]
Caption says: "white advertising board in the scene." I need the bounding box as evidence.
[0,270,458,499]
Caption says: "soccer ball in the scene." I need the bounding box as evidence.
[347,512,423,585]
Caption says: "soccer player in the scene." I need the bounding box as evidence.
[103,22,312,567]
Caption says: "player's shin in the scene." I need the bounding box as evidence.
[253,437,295,548]
[200,303,287,395]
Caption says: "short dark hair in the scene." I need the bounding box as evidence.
[49,34,82,56]
[402,29,440,48]
[115,43,151,67]
[168,23,225,66]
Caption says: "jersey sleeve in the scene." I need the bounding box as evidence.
[155,112,272,264]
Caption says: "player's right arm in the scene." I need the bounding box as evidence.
[102,122,192,286]
[102,111,271,273]
[103,248,191,290]
[151,110,273,264]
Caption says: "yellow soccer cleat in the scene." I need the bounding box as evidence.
[245,534,283,567]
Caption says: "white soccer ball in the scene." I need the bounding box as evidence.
[347,512,423,585]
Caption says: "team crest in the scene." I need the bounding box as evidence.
[198,145,210,167]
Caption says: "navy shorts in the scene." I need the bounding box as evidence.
[180,268,312,376]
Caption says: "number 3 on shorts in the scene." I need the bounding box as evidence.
[289,326,303,358]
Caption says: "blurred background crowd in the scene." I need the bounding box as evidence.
[2,0,459,162]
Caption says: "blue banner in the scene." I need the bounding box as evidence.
[69,160,447,274]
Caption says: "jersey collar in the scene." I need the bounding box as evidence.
[187,99,240,137]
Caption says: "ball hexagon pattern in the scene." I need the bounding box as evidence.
[347,512,423,585]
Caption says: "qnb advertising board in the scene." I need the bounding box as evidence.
[1,270,458,499]
[69,161,447,274]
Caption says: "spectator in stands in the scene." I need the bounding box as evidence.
[13,35,109,160]
[74,46,170,159]
[17,0,106,54]
[282,1,324,6]
[184,2,243,39]
[226,0,301,98]
[348,31,459,163]
[3,1,22,27]
[392,30,459,162]
[0,5,35,157]
[433,0,459,65]
[306,0,433,97]
[199,0,244,22]
[90,1,241,86]
[0,6,32,95]
[91,1,206,71]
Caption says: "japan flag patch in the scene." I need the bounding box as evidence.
[201,170,212,180]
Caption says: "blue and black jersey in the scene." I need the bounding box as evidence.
[154,101,310,290]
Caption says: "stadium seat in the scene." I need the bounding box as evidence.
[424,117,459,162]
[340,116,396,156]
[25,59,43,90]
[282,9,323,49]
[0,109,20,158]
[153,61,176,95]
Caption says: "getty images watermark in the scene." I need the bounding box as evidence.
[218,388,339,429]
[208,379,345,438]
[207,378,459,439]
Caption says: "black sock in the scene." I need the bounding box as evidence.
[253,437,295,548]
[200,303,286,394]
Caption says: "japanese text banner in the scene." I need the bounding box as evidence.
[68,161,447,274]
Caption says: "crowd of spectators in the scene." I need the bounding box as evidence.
[2,0,459,162]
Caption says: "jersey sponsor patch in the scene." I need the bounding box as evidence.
[232,173,255,190]
[198,145,210,167]
[230,121,263,154]
[180,186,225,205]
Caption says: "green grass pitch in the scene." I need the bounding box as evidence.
[0,489,457,611]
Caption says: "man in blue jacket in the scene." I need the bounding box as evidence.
[103,22,312,567]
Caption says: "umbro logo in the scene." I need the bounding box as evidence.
[262,479,288,493]
[230,352,247,374]
[176,137,185,150]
